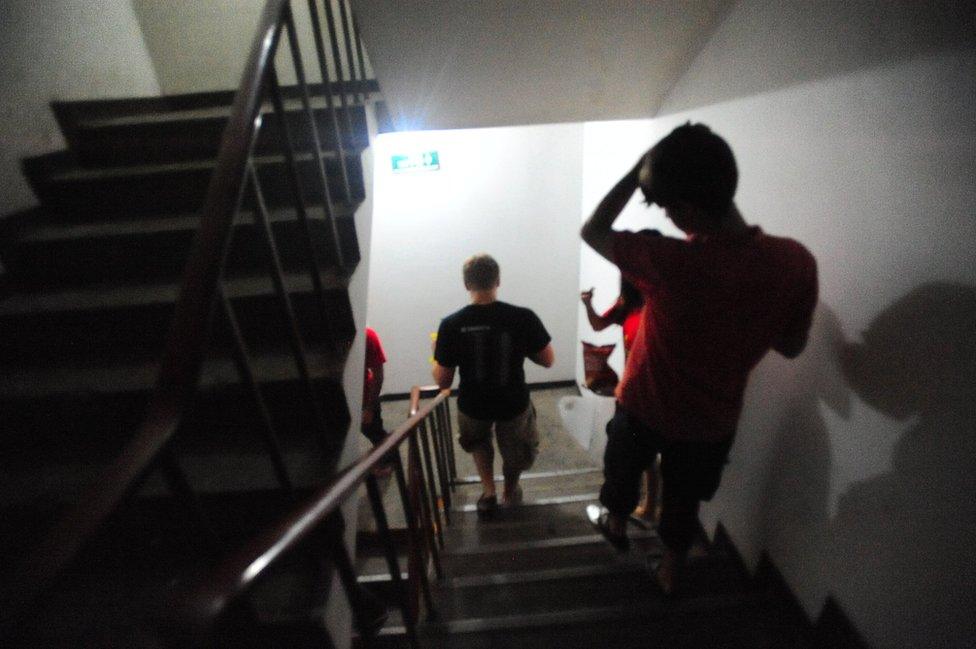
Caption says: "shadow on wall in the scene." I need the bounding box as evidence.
[755,303,848,612]
[827,282,976,648]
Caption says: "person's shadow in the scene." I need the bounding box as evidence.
[827,282,976,648]
[705,301,847,616]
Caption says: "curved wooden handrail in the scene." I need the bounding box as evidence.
[172,387,451,629]
[13,0,290,612]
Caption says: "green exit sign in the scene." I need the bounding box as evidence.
[391,151,440,173]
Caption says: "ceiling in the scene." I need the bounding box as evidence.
[353,0,734,131]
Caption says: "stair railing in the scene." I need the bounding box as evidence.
[164,387,456,648]
[8,0,373,628]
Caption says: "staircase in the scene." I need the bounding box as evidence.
[0,70,377,644]
[357,466,850,649]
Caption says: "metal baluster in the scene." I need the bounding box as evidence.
[281,3,347,271]
[338,0,361,103]
[266,69,340,347]
[247,163,333,444]
[426,406,452,522]
[365,473,419,647]
[322,0,356,139]
[435,402,454,489]
[442,398,459,485]
[417,420,445,549]
[409,434,443,580]
[219,285,293,492]
[352,12,370,104]
[322,513,383,647]
[304,0,353,203]
[391,451,435,616]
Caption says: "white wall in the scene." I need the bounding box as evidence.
[130,0,368,95]
[575,2,975,646]
[367,123,583,395]
[0,0,160,213]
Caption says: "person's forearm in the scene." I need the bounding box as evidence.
[584,301,610,331]
[581,159,643,260]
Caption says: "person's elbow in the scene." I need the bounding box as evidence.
[432,363,455,389]
[531,345,555,368]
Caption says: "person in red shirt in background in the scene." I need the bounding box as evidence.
[362,327,389,454]
[582,123,817,595]
[581,279,661,525]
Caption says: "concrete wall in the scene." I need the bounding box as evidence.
[0,0,160,213]
[576,2,976,646]
[366,123,583,395]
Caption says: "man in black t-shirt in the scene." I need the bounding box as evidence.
[433,254,555,518]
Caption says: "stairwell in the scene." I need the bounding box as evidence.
[0,79,376,645]
[355,454,837,649]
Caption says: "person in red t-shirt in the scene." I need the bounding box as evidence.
[362,327,388,447]
[581,278,644,353]
[581,279,661,524]
[581,123,817,595]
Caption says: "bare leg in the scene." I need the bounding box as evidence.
[471,447,496,498]
[633,457,662,523]
[502,470,522,504]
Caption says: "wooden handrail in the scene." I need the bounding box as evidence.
[171,387,451,630]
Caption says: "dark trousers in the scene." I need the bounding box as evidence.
[361,401,386,446]
[599,406,733,556]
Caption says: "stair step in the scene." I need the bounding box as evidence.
[24,151,365,219]
[71,104,369,167]
[51,81,378,129]
[0,344,345,397]
[407,592,777,649]
[440,532,658,578]
[7,208,360,290]
[0,273,354,365]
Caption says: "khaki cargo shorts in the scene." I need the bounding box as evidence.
[457,401,539,475]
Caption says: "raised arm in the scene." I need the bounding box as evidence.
[581,288,613,331]
[581,157,645,262]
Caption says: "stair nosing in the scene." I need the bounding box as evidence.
[77,96,367,128]
[441,560,652,589]
[17,205,356,243]
[48,151,356,183]
[0,272,346,317]
[446,531,658,557]
[422,592,765,636]
[0,347,345,399]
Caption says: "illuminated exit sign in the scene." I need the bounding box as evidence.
[391,151,440,173]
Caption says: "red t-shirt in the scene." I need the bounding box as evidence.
[363,327,387,405]
[613,227,817,443]
[602,301,643,356]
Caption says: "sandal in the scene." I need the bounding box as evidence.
[476,493,497,520]
[585,504,629,552]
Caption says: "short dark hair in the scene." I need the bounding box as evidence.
[640,123,738,217]
[463,254,500,290]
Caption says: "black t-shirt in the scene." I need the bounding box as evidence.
[434,301,551,420]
